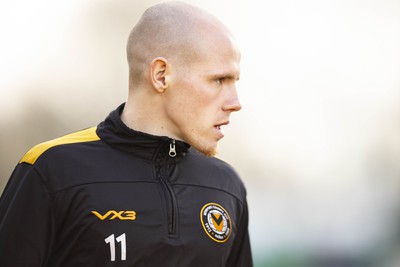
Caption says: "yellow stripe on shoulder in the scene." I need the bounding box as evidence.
[20,127,100,165]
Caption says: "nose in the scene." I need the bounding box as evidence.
[222,86,242,112]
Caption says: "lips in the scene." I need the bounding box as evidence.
[214,121,229,129]
[214,121,229,139]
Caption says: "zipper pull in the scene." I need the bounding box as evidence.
[169,139,177,157]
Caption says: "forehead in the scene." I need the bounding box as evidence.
[202,40,241,78]
[173,19,241,78]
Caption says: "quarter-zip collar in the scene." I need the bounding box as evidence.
[96,103,190,162]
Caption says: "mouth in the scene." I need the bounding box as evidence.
[214,121,229,135]
[214,121,229,128]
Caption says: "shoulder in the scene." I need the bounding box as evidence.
[20,127,100,165]
[181,148,247,200]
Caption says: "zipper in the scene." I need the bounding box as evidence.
[160,166,178,238]
[169,139,177,157]
[156,139,179,238]
[160,175,178,237]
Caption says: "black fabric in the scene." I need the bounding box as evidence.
[0,104,253,267]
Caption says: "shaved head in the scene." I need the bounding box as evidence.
[126,1,234,87]
[122,1,241,156]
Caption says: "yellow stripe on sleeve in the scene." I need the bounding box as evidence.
[20,127,100,165]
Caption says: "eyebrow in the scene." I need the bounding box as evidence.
[211,72,240,81]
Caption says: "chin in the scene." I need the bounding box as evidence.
[195,143,218,157]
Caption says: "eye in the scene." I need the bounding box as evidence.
[215,77,226,85]
[213,74,238,86]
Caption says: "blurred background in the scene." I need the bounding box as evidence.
[1,0,400,266]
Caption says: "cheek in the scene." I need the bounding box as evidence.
[167,80,218,127]
[164,90,199,128]
[182,99,206,126]
[171,87,202,114]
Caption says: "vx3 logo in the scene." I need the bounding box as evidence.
[92,210,136,221]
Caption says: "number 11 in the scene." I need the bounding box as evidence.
[105,233,126,261]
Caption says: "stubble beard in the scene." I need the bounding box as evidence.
[195,143,219,157]
[185,130,220,157]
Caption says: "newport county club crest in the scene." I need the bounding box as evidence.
[200,203,232,243]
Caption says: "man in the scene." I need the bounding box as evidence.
[0,1,252,266]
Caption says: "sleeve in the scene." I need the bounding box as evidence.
[226,197,253,267]
[0,163,54,266]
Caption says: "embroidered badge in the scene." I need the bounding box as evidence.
[200,203,231,243]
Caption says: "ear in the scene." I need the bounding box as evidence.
[149,57,169,93]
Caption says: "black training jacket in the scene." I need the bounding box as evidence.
[0,104,253,266]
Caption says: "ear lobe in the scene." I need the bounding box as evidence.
[150,57,169,93]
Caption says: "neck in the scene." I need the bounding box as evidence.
[121,96,175,139]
